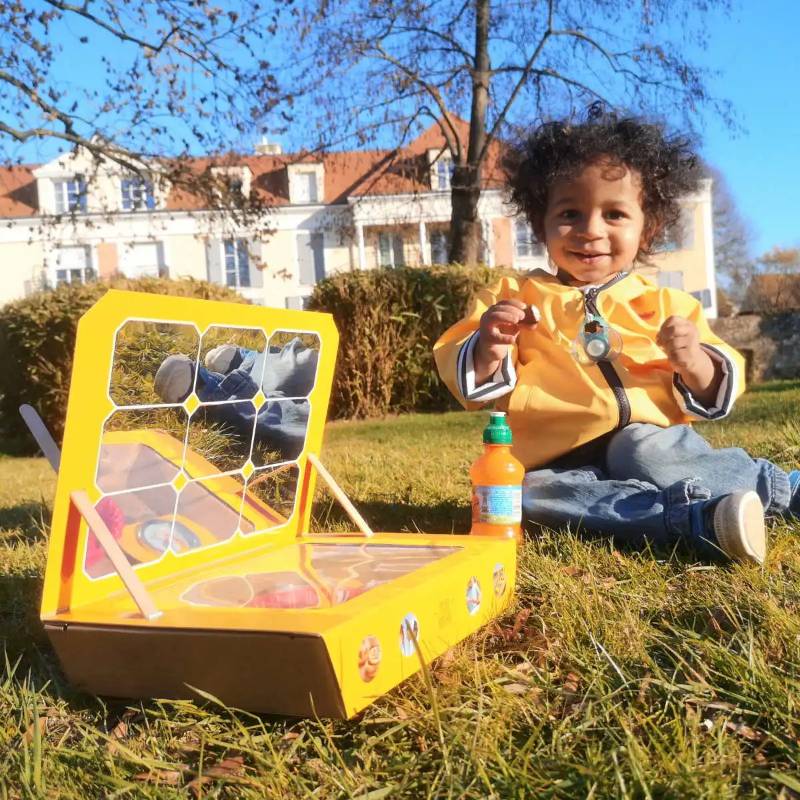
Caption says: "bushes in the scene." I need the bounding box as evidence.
[0,266,511,453]
[307,265,511,419]
[0,277,247,451]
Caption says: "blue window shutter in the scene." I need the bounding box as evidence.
[206,240,223,284]
[248,243,263,288]
[311,233,325,281]
[392,234,404,267]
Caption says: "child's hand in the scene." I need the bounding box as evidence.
[475,300,539,384]
[657,315,719,404]
[656,315,704,370]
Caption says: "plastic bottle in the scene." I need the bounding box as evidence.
[469,411,525,541]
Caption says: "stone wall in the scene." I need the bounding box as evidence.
[710,313,800,384]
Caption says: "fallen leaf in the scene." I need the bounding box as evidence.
[135,769,183,786]
[724,721,764,742]
[502,682,531,696]
[22,718,47,744]
[204,756,245,778]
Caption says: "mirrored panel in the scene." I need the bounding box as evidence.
[176,544,461,609]
[85,485,178,579]
[263,331,320,398]
[250,399,310,468]
[184,402,256,479]
[198,326,268,402]
[109,321,200,407]
[96,408,188,493]
[173,474,247,553]
[241,463,300,534]
[182,572,321,609]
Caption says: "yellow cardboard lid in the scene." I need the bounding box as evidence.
[42,290,338,614]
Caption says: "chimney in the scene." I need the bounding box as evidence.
[255,136,283,155]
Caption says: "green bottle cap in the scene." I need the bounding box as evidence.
[483,411,513,445]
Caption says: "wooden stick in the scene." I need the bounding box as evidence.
[19,404,61,473]
[306,452,374,538]
[70,490,162,620]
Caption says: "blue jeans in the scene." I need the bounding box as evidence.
[523,423,793,552]
[195,357,309,462]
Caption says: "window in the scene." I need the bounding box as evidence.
[657,270,684,290]
[691,288,713,308]
[378,232,405,268]
[122,242,164,278]
[514,218,541,258]
[121,177,156,211]
[52,246,94,286]
[430,230,449,264]
[295,171,318,203]
[224,239,250,288]
[435,157,454,191]
[54,178,87,214]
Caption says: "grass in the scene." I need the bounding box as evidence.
[4,383,800,796]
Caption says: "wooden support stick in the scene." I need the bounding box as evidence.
[70,490,162,620]
[306,452,374,538]
[19,404,61,473]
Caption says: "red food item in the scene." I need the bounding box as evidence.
[85,497,125,567]
[249,584,320,609]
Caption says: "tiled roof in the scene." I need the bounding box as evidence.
[0,120,507,217]
[0,166,39,217]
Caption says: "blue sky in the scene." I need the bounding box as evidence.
[10,1,799,258]
[690,0,800,256]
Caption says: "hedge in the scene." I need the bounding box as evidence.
[0,277,248,451]
[0,266,514,453]
[307,265,514,419]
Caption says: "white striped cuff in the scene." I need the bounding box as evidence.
[673,344,738,420]
[455,331,517,403]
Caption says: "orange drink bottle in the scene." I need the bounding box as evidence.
[469,411,525,540]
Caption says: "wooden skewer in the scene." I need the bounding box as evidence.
[306,452,374,538]
[70,490,162,620]
[19,404,61,473]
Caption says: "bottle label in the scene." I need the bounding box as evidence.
[471,485,522,525]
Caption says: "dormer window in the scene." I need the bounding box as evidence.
[121,177,155,211]
[54,178,87,214]
[210,165,252,202]
[295,171,318,203]
[287,163,324,205]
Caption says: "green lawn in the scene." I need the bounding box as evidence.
[3,384,800,797]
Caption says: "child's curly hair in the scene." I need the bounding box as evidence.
[503,105,702,259]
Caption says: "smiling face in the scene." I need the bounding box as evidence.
[543,159,647,285]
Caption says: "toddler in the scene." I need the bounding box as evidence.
[435,111,798,564]
[153,337,317,460]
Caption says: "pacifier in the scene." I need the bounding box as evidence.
[571,313,623,364]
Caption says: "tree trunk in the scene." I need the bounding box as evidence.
[448,0,490,266]
[449,168,483,265]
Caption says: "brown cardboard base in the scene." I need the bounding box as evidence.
[45,622,346,718]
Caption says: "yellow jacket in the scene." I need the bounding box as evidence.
[433,270,745,470]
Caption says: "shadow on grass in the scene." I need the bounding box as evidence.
[0,500,50,542]
[313,498,471,535]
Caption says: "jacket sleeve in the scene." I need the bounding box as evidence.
[667,291,745,420]
[433,276,523,410]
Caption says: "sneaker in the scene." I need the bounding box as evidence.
[153,354,194,403]
[205,344,242,374]
[707,491,766,565]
